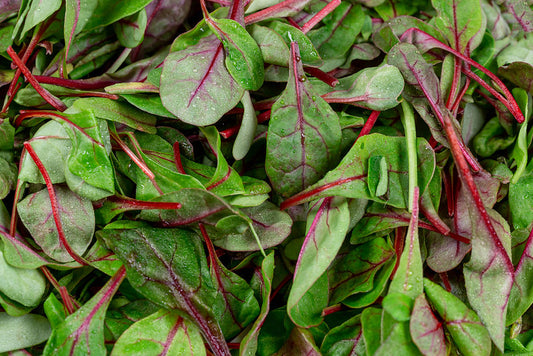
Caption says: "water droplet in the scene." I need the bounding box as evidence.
[295,55,301,62]
[299,75,307,82]
[312,96,316,101]
[407,271,413,276]
[404,283,413,291]
[192,68,198,73]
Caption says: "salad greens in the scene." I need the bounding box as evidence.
[1,0,533,354]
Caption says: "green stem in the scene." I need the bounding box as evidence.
[400,100,417,212]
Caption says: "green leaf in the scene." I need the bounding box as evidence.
[17,186,95,263]
[266,41,342,197]
[204,235,260,338]
[97,226,230,355]
[239,252,275,356]
[201,126,245,195]
[161,32,244,126]
[314,65,404,111]
[361,307,382,355]
[43,268,126,356]
[287,271,328,328]
[82,0,154,31]
[288,197,349,327]
[508,230,533,324]
[207,18,264,91]
[15,0,61,40]
[283,134,435,210]
[410,294,446,356]
[424,278,491,356]
[510,88,532,183]
[0,249,46,308]
[18,120,72,184]
[307,3,364,70]
[273,327,321,356]
[62,111,115,200]
[320,315,365,356]
[382,292,414,322]
[0,312,51,352]
[432,0,486,54]
[268,21,322,67]
[250,24,289,67]
[233,90,258,160]
[111,309,206,356]
[389,193,423,299]
[113,9,147,48]
[71,98,157,134]
[329,236,394,305]
[509,161,533,229]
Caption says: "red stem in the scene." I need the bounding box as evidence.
[446,57,461,110]
[440,272,452,292]
[23,143,87,265]
[280,175,366,210]
[402,28,524,123]
[3,16,55,112]
[244,0,305,24]
[33,75,119,90]
[356,111,380,140]
[321,304,343,317]
[451,77,470,115]
[301,0,341,34]
[173,142,186,174]
[15,111,103,146]
[286,17,302,30]
[107,195,181,210]
[40,266,78,314]
[304,66,339,87]
[7,47,67,111]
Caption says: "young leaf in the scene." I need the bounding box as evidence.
[111,309,206,356]
[281,134,435,210]
[266,41,342,197]
[233,90,258,160]
[288,197,349,326]
[206,17,264,90]
[320,315,365,356]
[82,0,154,31]
[0,313,51,353]
[71,98,157,134]
[239,252,275,356]
[201,226,260,339]
[273,327,321,356]
[0,248,46,309]
[389,187,422,299]
[329,236,394,304]
[113,9,148,48]
[201,126,245,195]
[161,31,244,126]
[315,65,404,111]
[97,226,230,356]
[432,0,486,54]
[17,186,95,263]
[410,294,446,356]
[18,120,72,185]
[424,278,491,356]
[43,267,126,356]
[507,230,533,324]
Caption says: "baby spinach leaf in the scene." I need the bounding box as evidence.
[206,17,264,91]
[111,309,206,356]
[71,97,157,133]
[424,278,492,356]
[161,30,244,126]
[410,293,446,356]
[288,197,348,326]
[315,65,404,111]
[432,0,486,54]
[43,267,126,356]
[239,252,275,356]
[17,186,94,263]
[329,236,395,304]
[320,315,365,356]
[0,248,46,308]
[281,134,435,210]
[266,41,342,197]
[98,226,230,356]
[82,0,154,31]
[113,9,147,48]
[268,21,323,67]
[0,313,51,353]
[507,230,533,324]
[202,227,259,338]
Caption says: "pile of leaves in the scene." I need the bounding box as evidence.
[1,0,533,354]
